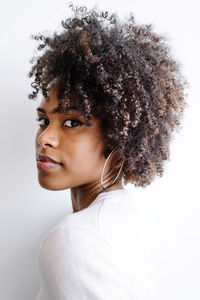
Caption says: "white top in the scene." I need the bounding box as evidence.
[35,188,142,300]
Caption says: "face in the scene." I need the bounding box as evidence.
[35,88,106,191]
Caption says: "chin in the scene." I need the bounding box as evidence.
[37,177,68,191]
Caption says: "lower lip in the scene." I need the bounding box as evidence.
[37,161,62,170]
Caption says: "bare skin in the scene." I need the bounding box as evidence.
[35,88,124,213]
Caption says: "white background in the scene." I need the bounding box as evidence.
[0,0,199,299]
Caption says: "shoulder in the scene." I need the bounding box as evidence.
[38,189,134,259]
[38,200,103,262]
[37,190,136,299]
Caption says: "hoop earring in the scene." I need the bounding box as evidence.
[101,147,124,191]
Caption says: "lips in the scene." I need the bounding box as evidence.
[37,154,62,165]
[36,154,62,171]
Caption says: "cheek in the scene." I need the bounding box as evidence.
[73,138,104,168]
[62,136,101,168]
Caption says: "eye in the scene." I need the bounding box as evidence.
[36,117,83,128]
[36,117,49,126]
[64,119,83,128]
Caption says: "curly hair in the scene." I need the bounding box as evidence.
[28,3,188,187]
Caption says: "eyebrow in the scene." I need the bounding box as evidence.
[36,106,80,114]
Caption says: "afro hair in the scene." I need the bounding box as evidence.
[28,3,188,187]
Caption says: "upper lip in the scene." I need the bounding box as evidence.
[37,154,61,164]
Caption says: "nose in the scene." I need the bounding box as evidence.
[37,126,59,148]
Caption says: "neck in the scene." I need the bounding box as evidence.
[70,180,123,213]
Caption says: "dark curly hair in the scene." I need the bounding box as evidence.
[28,3,188,187]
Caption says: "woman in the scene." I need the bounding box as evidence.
[29,4,187,300]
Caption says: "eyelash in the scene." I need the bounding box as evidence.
[36,117,83,128]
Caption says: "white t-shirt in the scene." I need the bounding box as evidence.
[35,188,141,300]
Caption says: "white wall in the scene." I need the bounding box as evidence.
[0,0,199,299]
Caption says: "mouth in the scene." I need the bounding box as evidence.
[36,160,62,170]
[36,154,62,170]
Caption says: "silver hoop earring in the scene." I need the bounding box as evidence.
[101,147,124,190]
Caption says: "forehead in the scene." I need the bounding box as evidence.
[38,88,80,115]
[41,88,59,108]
